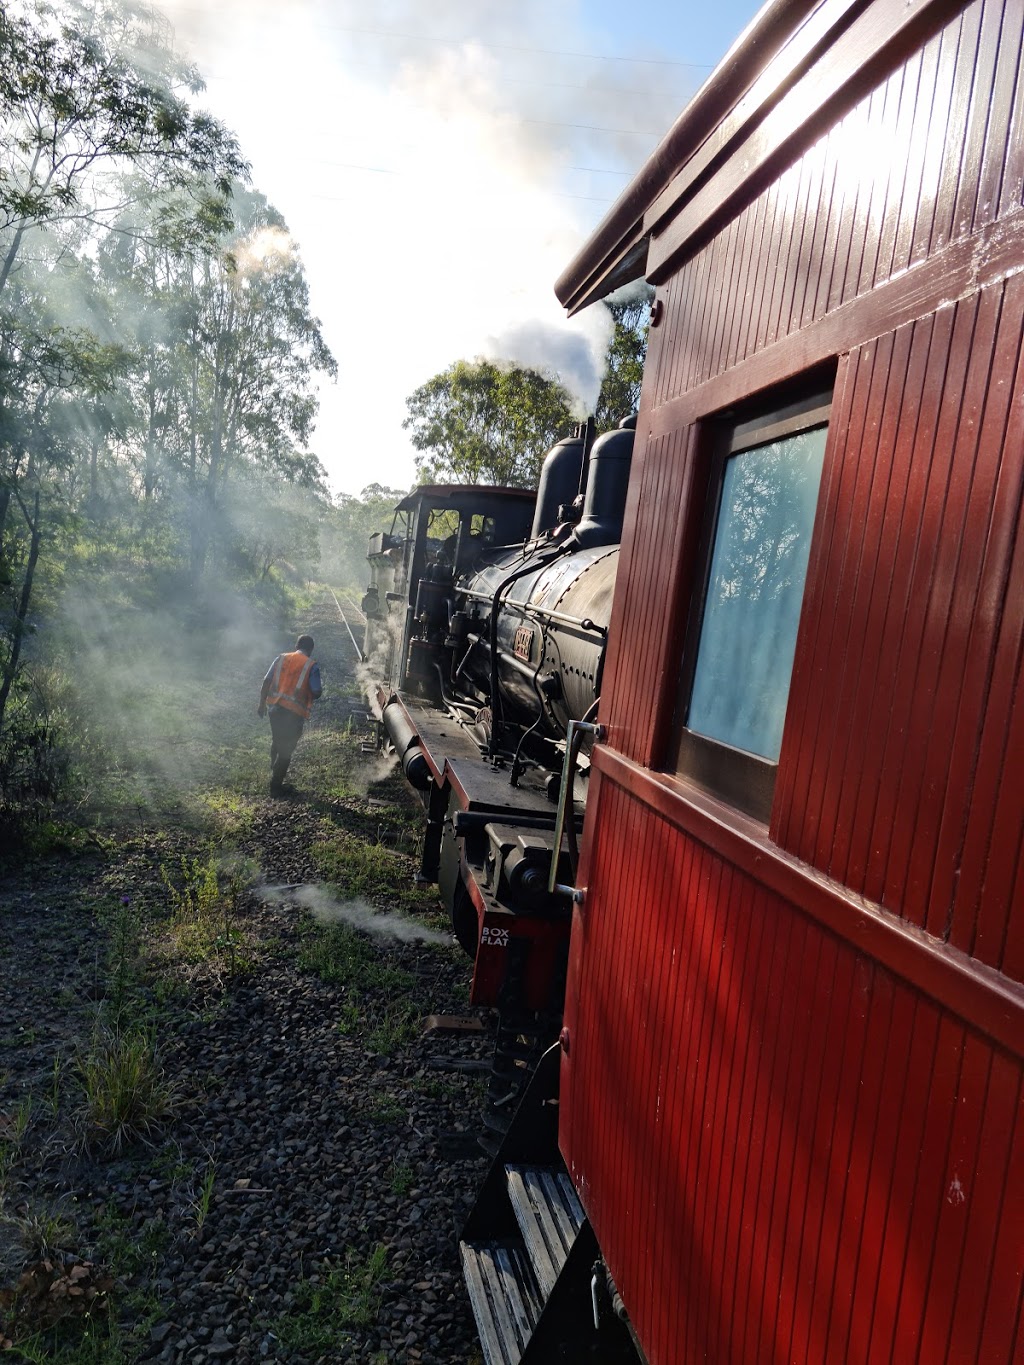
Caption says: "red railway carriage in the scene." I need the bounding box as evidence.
[374,0,1024,1356]
[458,0,1024,1361]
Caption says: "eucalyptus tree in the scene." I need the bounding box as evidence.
[169,190,337,580]
[402,292,653,492]
[403,360,577,488]
[593,286,653,429]
[0,0,245,295]
[0,288,130,732]
[0,0,244,740]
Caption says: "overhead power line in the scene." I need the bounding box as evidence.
[168,8,713,71]
[306,158,630,178]
[521,117,659,136]
[201,79,669,143]
[317,23,715,69]
[307,189,619,205]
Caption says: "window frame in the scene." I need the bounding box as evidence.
[671,385,833,823]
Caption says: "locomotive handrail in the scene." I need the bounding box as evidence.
[458,585,607,635]
[549,718,604,896]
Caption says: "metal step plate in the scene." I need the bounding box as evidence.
[505,1165,586,1302]
[460,1239,542,1365]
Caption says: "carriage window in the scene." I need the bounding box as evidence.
[674,390,830,820]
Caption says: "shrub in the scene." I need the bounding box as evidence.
[0,669,82,837]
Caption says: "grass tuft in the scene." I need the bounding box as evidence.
[313,835,435,913]
[76,1030,176,1154]
[192,1158,216,1236]
[389,1161,413,1196]
[4,1203,78,1261]
[0,1095,34,1195]
[159,852,250,970]
[297,921,414,995]
[273,1244,389,1349]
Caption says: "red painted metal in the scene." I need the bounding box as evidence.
[462,868,568,1013]
[555,1,1024,1363]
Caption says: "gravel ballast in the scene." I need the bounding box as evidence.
[0,593,492,1363]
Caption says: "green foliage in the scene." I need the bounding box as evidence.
[366,1001,418,1054]
[334,995,418,1054]
[594,287,653,428]
[76,1029,175,1154]
[192,1159,216,1235]
[4,1204,77,1263]
[0,2,336,818]
[161,854,220,922]
[273,1245,389,1348]
[325,483,409,591]
[365,1098,405,1125]
[0,0,244,275]
[313,832,434,909]
[403,358,577,487]
[0,1094,33,1195]
[334,999,361,1035]
[389,1161,413,1196]
[401,288,653,497]
[299,907,424,1052]
[99,897,142,1033]
[100,187,337,582]
[298,921,414,996]
[0,667,84,836]
[160,853,246,966]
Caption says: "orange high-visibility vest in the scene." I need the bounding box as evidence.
[266,652,316,719]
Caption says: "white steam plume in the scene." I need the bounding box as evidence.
[259,883,449,946]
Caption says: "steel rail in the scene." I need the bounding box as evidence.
[327,585,364,657]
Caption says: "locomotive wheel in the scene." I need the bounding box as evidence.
[450,880,479,957]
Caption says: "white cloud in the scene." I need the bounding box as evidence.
[155,0,709,494]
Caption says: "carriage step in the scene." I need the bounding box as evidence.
[505,1164,586,1301]
[460,1240,541,1365]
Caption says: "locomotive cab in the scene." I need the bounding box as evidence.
[363,485,535,700]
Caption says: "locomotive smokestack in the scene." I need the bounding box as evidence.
[573,416,636,549]
[530,431,587,540]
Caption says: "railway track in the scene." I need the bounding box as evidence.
[325,584,366,659]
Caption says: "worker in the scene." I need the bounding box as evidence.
[257,634,322,796]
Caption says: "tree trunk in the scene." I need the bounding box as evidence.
[144,386,157,499]
[89,438,100,503]
[0,489,42,736]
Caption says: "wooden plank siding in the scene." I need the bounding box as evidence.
[559,1,1024,1363]
[562,773,1023,1365]
[596,0,1024,971]
[778,275,1024,966]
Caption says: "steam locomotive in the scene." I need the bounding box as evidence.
[363,0,1024,1362]
[363,419,634,1138]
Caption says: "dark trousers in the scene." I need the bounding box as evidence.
[269,706,305,791]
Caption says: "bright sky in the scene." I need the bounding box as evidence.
[155,0,765,496]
